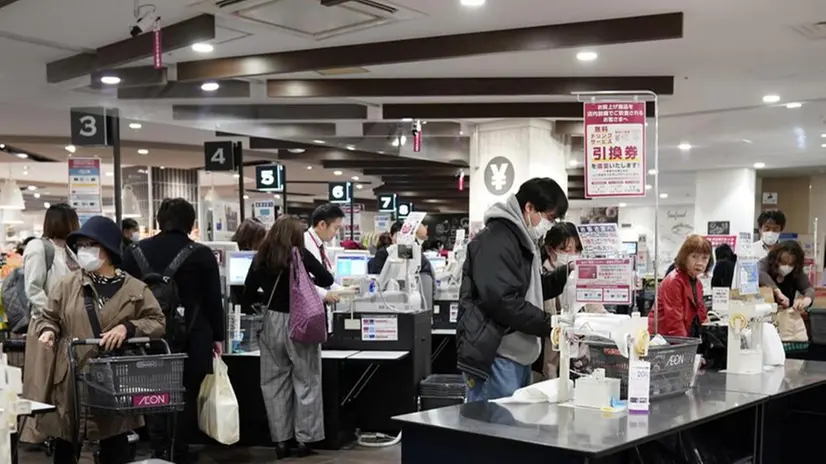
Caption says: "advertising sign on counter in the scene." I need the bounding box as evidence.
[252,200,276,228]
[576,223,622,257]
[361,316,398,342]
[575,258,634,304]
[68,158,102,224]
[341,203,363,240]
[704,235,737,250]
[737,259,760,295]
[583,101,646,198]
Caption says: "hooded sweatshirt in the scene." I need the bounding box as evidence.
[483,194,544,366]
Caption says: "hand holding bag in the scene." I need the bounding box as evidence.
[197,358,240,445]
[288,247,327,344]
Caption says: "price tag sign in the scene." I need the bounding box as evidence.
[255,164,285,192]
[328,182,352,204]
[712,287,730,311]
[575,258,634,304]
[397,202,414,219]
[737,232,754,257]
[576,223,621,257]
[204,141,236,171]
[628,360,651,413]
[378,194,397,213]
[70,107,111,147]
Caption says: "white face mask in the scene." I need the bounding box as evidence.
[131,232,140,242]
[77,246,103,272]
[762,231,779,246]
[779,264,793,276]
[530,216,552,241]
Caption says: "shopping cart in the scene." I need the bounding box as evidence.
[68,337,187,463]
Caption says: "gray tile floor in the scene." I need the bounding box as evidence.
[19,443,402,463]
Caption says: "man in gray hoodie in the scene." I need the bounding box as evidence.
[457,177,570,401]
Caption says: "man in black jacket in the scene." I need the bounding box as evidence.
[457,178,570,402]
[121,198,225,463]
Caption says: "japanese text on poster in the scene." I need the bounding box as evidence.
[704,235,737,250]
[575,258,634,304]
[68,158,102,225]
[584,101,646,198]
[361,316,399,342]
[576,223,622,257]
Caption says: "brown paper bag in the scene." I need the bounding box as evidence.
[775,309,809,342]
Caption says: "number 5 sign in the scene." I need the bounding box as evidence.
[204,141,237,172]
[255,164,285,192]
[70,107,111,147]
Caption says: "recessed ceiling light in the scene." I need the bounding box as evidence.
[785,102,803,109]
[137,149,148,155]
[100,75,121,85]
[645,184,652,190]
[762,94,780,104]
[0,144,5,149]
[460,0,485,6]
[821,143,826,148]
[351,176,359,181]
[648,169,657,175]
[105,172,114,177]
[576,51,598,62]
[659,193,669,199]
[274,194,281,199]
[26,185,36,191]
[401,118,413,122]
[333,170,343,176]
[43,202,50,208]
[306,166,313,170]
[619,202,627,207]
[159,166,166,170]
[313,140,325,144]
[821,133,826,138]
[16,153,28,159]
[33,193,40,199]
[346,145,356,151]
[191,43,214,53]
[741,139,754,144]
[568,159,578,166]
[243,194,249,200]
[678,143,692,151]
[753,162,766,169]
[287,148,306,154]
[233,173,240,179]
[65,145,76,153]
[129,123,142,129]
[201,82,220,92]
[356,184,363,189]
[22,170,28,176]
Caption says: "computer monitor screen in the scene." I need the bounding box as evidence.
[621,241,638,256]
[336,254,369,282]
[428,257,447,272]
[227,251,255,285]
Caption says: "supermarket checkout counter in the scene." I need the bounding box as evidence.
[394,359,826,463]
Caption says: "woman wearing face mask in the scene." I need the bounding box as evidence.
[649,235,711,337]
[33,216,165,464]
[759,240,813,311]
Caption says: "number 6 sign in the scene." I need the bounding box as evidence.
[70,107,111,147]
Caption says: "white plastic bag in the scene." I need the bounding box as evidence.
[198,358,240,445]
[762,322,786,366]
[492,378,574,404]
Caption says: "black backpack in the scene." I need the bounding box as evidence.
[130,243,201,349]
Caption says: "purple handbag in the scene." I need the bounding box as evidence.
[289,247,328,344]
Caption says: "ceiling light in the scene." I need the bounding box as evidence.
[243,195,249,200]
[619,203,627,207]
[43,202,51,209]
[659,193,669,199]
[15,153,27,159]
[648,169,657,175]
[191,42,214,53]
[822,143,826,148]
[26,185,36,191]
[306,166,313,170]
[233,173,240,179]
[159,166,165,170]
[568,160,578,166]
[274,194,281,199]
[137,149,148,155]
[678,143,692,151]
[785,102,803,109]
[762,94,780,104]
[65,145,76,153]
[287,148,306,154]
[742,139,754,144]
[33,193,40,199]
[333,170,343,176]
[401,118,413,122]
[0,180,26,209]
[351,176,359,181]
[576,51,598,62]
[753,162,766,169]
[346,145,356,151]
[821,133,826,138]
[0,144,4,149]
[356,184,363,189]
[645,184,652,190]
[460,0,485,6]
[129,123,142,129]
[201,82,220,92]
[313,140,325,144]
[100,75,121,85]
[22,170,28,176]
[106,172,114,177]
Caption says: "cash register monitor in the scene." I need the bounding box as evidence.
[227,251,255,286]
[428,256,447,273]
[335,254,369,286]
[621,241,638,256]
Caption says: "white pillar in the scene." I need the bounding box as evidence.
[469,119,569,224]
[693,168,756,237]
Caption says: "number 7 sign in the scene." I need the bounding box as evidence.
[378,194,397,213]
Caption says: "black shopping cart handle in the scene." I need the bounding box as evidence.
[69,337,171,355]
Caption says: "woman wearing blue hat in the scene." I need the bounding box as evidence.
[31,215,166,464]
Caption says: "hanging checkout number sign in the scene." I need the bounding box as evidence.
[203,141,238,172]
[397,202,413,219]
[378,194,397,213]
[70,107,112,147]
[583,101,647,198]
[328,182,352,204]
[255,164,285,192]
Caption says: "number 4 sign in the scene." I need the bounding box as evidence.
[204,141,237,172]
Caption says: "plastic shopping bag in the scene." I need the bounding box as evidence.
[762,322,786,366]
[198,358,240,445]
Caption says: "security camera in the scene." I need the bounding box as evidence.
[130,11,159,38]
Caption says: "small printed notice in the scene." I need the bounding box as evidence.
[449,303,459,323]
[344,318,360,331]
[628,360,651,413]
[712,287,730,311]
[736,232,754,257]
[575,258,634,304]
[361,316,399,342]
[576,223,622,257]
[737,259,759,295]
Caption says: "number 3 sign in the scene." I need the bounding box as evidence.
[70,107,111,147]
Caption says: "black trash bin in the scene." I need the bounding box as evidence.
[419,374,465,411]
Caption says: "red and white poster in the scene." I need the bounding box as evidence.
[584,101,646,198]
[704,235,737,249]
[575,258,634,304]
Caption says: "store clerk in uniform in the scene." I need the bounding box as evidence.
[304,203,346,304]
[753,210,786,259]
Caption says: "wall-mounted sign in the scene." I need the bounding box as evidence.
[397,202,413,219]
[70,107,112,147]
[204,141,237,172]
[255,164,285,192]
[707,221,730,235]
[583,101,646,198]
[762,192,778,205]
[378,194,397,213]
[483,156,514,195]
[328,182,352,204]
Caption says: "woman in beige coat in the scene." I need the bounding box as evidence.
[33,216,165,464]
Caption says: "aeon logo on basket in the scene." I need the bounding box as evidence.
[132,392,170,407]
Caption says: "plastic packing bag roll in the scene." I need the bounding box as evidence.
[198,357,241,445]
[559,268,586,314]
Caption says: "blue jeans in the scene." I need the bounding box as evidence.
[464,356,531,402]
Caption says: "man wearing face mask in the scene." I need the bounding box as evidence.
[122,218,140,247]
[457,177,571,401]
[753,210,786,259]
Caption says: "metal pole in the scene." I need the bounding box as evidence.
[349,183,355,240]
[282,164,288,215]
[111,109,122,225]
[236,142,245,221]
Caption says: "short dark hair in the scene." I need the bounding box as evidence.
[157,198,196,233]
[311,203,345,227]
[562,222,583,252]
[715,243,736,262]
[543,223,575,250]
[122,218,138,231]
[757,210,786,230]
[390,221,404,236]
[43,203,79,240]
[515,178,569,219]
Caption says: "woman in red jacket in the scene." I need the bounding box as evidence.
[649,235,711,337]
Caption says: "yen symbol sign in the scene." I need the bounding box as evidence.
[484,156,514,195]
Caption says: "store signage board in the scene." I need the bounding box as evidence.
[69,158,102,224]
[704,235,737,250]
[397,212,427,246]
[70,107,111,147]
[204,141,236,172]
[397,202,414,219]
[378,194,397,213]
[252,200,276,228]
[576,223,622,257]
[737,259,760,295]
[583,101,646,198]
[574,258,634,305]
[736,232,754,257]
[255,164,285,192]
[328,182,352,204]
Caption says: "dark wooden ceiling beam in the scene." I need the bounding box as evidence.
[172,104,367,121]
[267,76,674,98]
[90,66,168,89]
[383,102,656,119]
[176,13,683,81]
[363,167,462,176]
[117,79,250,99]
[321,159,459,169]
[47,14,215,84]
